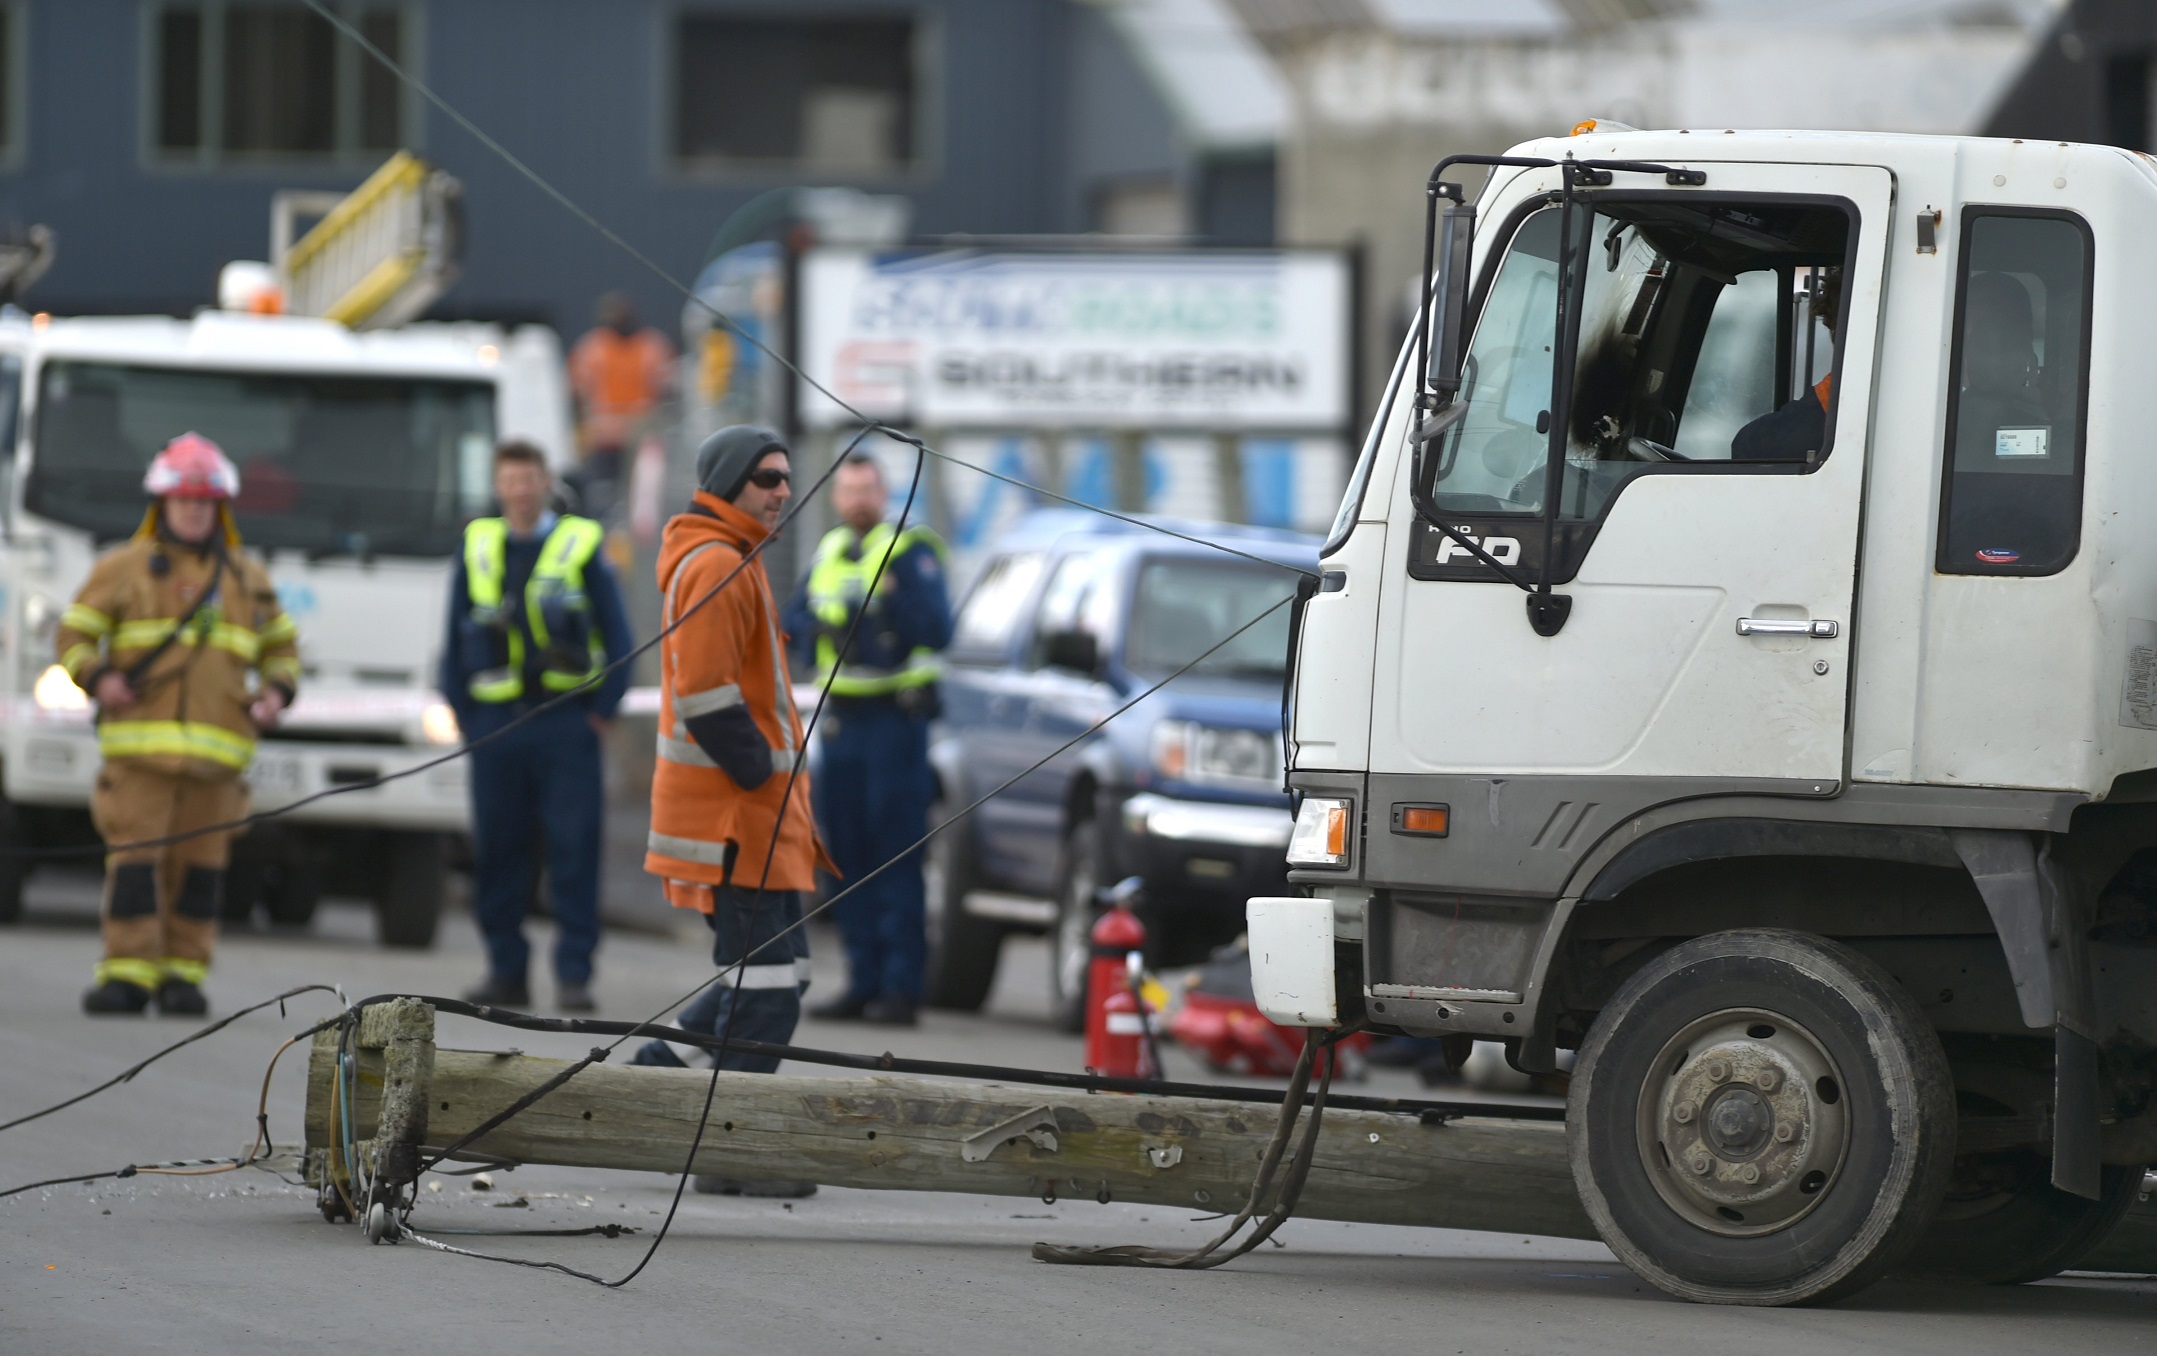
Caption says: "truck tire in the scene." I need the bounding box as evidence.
[1908,1150,2146,1284]
[265,857,323,927]
[923,796,1003,1012]
[1568,929,1956,1306]
[375,831,447,949]
[0,799,31,925]
[1048,816,1102,1033]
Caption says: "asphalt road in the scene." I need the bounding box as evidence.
[4,874,2154,1354]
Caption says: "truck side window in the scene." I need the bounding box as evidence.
[949,551,1045,660]
[1936,211,2092,576]
[1027,550,1102,669]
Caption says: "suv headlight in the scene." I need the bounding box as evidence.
[1152,720,1279,786]
[33,663,88,712]
[1286,797,1352,868]
[419,700,463,746]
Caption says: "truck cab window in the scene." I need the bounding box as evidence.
[1429,199,1851,523]
[1936,212,2092,576]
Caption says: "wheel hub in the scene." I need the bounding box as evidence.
[1635,1009,1850,1236]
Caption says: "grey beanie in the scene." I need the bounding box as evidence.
[694,425,788,502]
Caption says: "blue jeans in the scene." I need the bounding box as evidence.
[466,705,604,987]
[813,700,932,1004]
[631,886,808,1072]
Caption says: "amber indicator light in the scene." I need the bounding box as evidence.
[1394,804,1450,836]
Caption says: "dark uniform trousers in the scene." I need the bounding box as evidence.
[815,699,933,1005]
[630,885,810,1071]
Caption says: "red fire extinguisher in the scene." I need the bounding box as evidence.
[1083,878,1154,1077]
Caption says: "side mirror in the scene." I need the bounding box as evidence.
[1040,628,1100,675]
[1425,199,1476,402]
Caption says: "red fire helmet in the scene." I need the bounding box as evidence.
[142,432,241,500]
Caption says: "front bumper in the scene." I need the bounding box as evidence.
[3,710,470,832]
[1112,791,1293,905]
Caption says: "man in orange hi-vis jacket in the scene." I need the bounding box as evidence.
[630,424,827,1198]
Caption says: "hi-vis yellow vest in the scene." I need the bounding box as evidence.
[806,523,945,697]
[462,515,605,703]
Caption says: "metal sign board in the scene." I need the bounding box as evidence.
[798,247,1350,430]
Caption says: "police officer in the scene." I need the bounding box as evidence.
[56,433,301,1016]
[787,452,952,1026]
[439,440,633,1012]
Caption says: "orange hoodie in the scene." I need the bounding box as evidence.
[645,491,821,900]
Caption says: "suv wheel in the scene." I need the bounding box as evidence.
[923,795,1004,1011]
[1570,929,1956,1305]
[375,831,447,948]
[1048,817,1102,1033]
[0,798,29,925]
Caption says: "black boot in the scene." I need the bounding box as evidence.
[156,978,209,1017]
[808,992,871,1022]
[861,996,919,1027]
[463,976,532,1009]
[82,979,152,1015]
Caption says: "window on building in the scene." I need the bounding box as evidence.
[0,2,21,164]
[675,14,917,174]
[153,4,408,162]
[1936,210,2093,577]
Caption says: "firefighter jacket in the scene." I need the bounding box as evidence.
[55,520,300,779]
[785,522,953,698]
[645,490,826,901]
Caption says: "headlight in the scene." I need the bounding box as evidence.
[1151,720,1278,785]
[1286,797,1352,868]
[419,700,463,746]
[33,663,88,712]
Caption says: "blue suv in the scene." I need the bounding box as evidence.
[924,510,1316,1027]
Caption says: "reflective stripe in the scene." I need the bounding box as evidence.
[62,603,113,637]
[97,719,255,769]
[655,732,792,777]
[463,515,607,703]
[648,829,736,866]
[109,618,259,661]
[61,642,101,678]
[726,963,805,991]
[95,957,162,990]
[257,613,298,646]
[673,683,744,718]
[161,957,209,985]
[261,656,303,681]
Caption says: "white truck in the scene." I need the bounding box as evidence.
[0,305,562,946]
[1251,128,2157,1304]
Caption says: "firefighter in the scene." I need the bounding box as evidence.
[785,452,952,1026]
[55,433,300,1016]
[440,440,633,1013]
[630,424,827,1198]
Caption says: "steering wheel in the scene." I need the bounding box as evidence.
[1626,437,1692,463]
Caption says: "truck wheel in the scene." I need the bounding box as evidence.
[264,857,323,927]
[1569,929,1956,1306]
[0,799,32,925]
[1908,1150,2145,1284]
[924,796,1003,1012]
[1047,817,1102,1033]
[375,832,447,949]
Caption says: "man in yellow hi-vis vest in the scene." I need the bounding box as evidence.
[55,433,301,1016]
[439,441,633,1012]
[783,451,951,1025]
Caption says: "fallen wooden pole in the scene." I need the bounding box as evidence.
[301,1002,2155,1270]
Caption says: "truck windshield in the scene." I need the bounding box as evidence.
[1125,557,1298,681]
[1429,199,1848,521]
[25,361,496,556]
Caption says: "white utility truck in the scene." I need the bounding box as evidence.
[1251,128,2157,1305]
[0,305,550,946]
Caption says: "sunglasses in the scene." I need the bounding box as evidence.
[745,467,791,490]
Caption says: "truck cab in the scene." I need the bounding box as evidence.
[1262,129,2157,1304]
[0,307,522,945]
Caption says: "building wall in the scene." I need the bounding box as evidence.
[1,0,1176,336]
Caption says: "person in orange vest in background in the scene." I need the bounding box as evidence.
[630,425,828,1198]
[52,433,300,1016]
[566,292,673,519]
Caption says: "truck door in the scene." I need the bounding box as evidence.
[1374,163,1893,817]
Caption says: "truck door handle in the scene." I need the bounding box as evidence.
[1736,617,1838,638]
